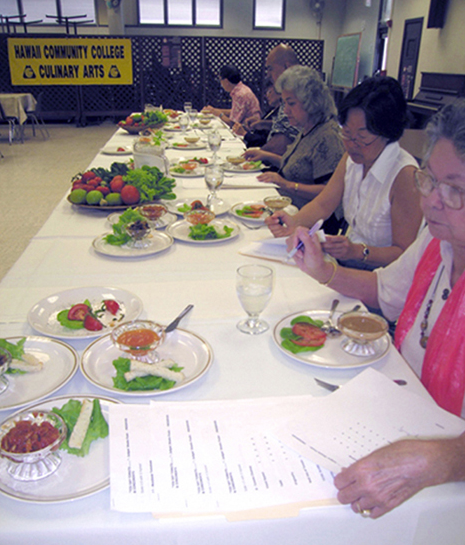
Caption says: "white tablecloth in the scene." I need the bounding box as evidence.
[1,123,464,545]
[0,93,36,124]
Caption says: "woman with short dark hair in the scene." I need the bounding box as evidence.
[266,76,423,270]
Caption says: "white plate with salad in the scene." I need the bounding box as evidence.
[93,231,174,258]
[0,395,119,503]
[273,310,391,369]
[170,141,207,151]
[169,158,209,177]
[0,336,78,411]
[167,218,240,244]
[80,329,213,397]
[100,145,132,156]
[167,198,230,216]
[222,160,263,173]
[230,201,298,224]
[27,287,143,340]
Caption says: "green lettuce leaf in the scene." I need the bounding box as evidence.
[0,337,26,360]
[52,399,108,457]
[112,357,182,391]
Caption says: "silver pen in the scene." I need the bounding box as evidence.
[286,219,324,261]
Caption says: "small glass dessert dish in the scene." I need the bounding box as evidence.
[263,195,292,213]
[227,156,245,165]
[184,208,215,225]
[0,346,11,395]
[184,136,200,144]
[111,320,166,363]
[138,203,168,228]
[199,117,211,126]
[337,310,389,357]
[125,219,151,248]
[0,410,67,481]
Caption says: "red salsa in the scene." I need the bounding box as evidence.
[1,419,60,453]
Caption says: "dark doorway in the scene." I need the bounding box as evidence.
[398,17,423,100]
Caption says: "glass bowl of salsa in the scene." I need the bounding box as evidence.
[111,320,166,363]
[138,204,168,228]
[0,409,67,481]
[337,311,388,356]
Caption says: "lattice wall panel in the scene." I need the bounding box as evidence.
[0,35,324,123]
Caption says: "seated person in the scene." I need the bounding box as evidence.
[266,76,423,270]
[244,66,344,211]
[287,99,465,518]
[203,65,260,128]
[232,83,281,148]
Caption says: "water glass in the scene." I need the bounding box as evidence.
[184,101,192,115]
[236,265,273,334]
[179,114,189,133]
[207,130,222,162]
[205,163,224,208]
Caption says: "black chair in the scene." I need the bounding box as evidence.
[26,92,50,139]
[0,102,21,144]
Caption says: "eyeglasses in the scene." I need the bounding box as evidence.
[414,168,465,210]
[340,129,379,147]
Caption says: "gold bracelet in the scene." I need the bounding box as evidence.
[294,183,299,192]
[319,260,337,286]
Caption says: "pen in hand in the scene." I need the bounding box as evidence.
[286,219,324,261]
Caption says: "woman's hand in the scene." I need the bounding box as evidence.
[322,235,359,262]
[334,438,454,519]
[257,171,287,187]
[288,226,334,282]
[232,122,246,137]
[265,211,295,237]
[243,147,264,161]
[202,105,221,117]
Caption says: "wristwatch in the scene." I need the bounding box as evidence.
[361,243,370,262]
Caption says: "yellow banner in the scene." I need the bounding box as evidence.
[8,37,133,85]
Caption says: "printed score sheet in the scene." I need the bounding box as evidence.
[109,396,337,517]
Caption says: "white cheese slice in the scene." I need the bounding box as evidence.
[10,353,44,373]
[124,359,184,383]
[68,399,93,450]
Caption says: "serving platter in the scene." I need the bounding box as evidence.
[92,231,174,258]
[0,395,119,503]
[81,329,213,397]
[0,336,78,411]
[167,218,240,244]
[27,287,143,340]
[273,310,391,369]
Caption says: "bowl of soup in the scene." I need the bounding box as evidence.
[338,311,388,343]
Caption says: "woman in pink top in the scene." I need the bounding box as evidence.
[203,65,261,128]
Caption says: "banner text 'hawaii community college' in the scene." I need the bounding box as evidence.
[8,37,133,85]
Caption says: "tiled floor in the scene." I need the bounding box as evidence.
[0,120,116,281]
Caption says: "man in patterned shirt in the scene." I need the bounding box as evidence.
[203,65,261,127]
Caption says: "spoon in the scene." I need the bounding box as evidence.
[164,304,194,333]
[321,299,342,338]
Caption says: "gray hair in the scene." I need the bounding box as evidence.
[275,65,337,124]
[424,99,465,164]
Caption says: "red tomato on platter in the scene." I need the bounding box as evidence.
[104,300,120,315]
[84,314,103,331]
[67,303,90,322]
[291,322,326,347]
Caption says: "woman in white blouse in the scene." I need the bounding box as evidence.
[288,100,465,518]
[266,76,423,270]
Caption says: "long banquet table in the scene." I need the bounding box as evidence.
[1,119,464,545]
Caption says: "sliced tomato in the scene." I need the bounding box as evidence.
[291,322,326,346]
[67,303,90,322]
[181,161,199,171]
[84,314,103,331]
[104,299,120,315]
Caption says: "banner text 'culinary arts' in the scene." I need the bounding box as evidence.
[8,37,133,85]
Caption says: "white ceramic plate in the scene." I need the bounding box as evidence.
[170,142,207,151]
[167,198,230,216]
[167,218,240,244]
[100,146,132,156]
[106,211,177,229]
[81,329,213,396]
[169,159,208,178]
[163,125,183,132]
[273,310,391,369]
[28,287,143,340]
[223,162,263,173]
[231,201,299,223]
[93,231,174,257]
[0,395,119,503]
[0,336,78,411]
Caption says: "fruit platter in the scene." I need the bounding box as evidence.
[67,162,177,210]
[118,111,168,134]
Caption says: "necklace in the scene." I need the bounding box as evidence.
[419,265,446,349]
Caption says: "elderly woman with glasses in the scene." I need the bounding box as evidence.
[243,66,344,212]
[287,99,465,518]
[266,76,423,269]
